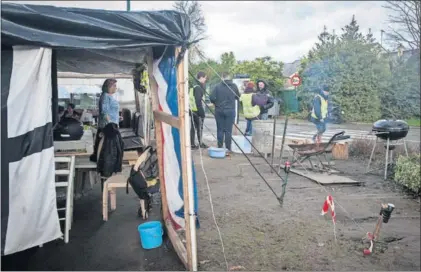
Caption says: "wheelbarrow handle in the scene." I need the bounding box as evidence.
[327,131,346,145]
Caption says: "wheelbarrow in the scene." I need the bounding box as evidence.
[287,131,350,173]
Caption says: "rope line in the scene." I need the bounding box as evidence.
[189,108,229,271]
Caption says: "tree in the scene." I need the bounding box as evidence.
[298,16,392,122]
[233,56,284,94]
[383,1,420,50]
[220,52,236,73]
[173,1,207,62]
[383,54,421,119]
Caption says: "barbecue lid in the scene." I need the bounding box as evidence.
[372,119,409,132]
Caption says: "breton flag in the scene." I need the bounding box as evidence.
[1,46,62,255]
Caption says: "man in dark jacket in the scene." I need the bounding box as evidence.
[209,72,240,152]
[189,71,208,149]
[256,80,274,120]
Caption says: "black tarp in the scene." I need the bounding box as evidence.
[1,3,191,49]
[1,3,191,73]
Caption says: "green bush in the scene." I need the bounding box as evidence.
[394,154,421,194]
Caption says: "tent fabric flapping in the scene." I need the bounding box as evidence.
[1,3,191,50]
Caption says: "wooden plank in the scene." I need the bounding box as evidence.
[165,219,188,268]
[55,152,90,157]
[153,110,180,128]
[176,47,195,271]
[122,151,139,161]
[57,72,132,79]
[146,49,170,228]
[289,168,363,185]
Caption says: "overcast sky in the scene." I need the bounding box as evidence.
[4,1,392,63]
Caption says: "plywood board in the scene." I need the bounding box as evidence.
[289,168,363,185]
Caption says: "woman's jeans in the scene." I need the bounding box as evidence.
[310,117,326,140]
[215,109,235,151]
[245,118,257,135]
[245,119,253,135]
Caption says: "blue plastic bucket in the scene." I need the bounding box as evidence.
[137,221,163,249]
[208,147,226,158]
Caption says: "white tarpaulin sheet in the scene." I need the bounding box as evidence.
[1,46,62,255]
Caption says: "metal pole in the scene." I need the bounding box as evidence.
[384,137,390,180]
[270,115,277,173]
[278,113,289,173]
[366,138,377,173]
[126,0,130,11]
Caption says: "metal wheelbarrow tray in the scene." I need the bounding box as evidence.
[287,131,350,172]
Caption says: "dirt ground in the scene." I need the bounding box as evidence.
[193,144,421,271]
[2,141,419,271]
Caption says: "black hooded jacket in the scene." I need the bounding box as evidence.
[256,80,274,114]
[97,123,124,178]
[209,79,240,111]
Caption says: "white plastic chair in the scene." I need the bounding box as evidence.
[54,156,76,243]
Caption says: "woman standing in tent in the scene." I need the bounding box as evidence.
[90,78,120,162]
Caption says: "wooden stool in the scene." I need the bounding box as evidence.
[102,174,131,221]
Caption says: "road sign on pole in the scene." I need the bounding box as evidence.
[291,74,301,87]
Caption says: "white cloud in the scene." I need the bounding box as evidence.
[3,1,392,63]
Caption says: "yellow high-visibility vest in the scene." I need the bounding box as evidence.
[189,85,199,112]
[311,94,328,119]
[240,93,260,119]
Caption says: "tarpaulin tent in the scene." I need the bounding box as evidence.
[1,3,198,270]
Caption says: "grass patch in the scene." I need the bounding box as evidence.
[406,118,420,127]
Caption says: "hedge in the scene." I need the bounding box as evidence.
[394,154,421,194]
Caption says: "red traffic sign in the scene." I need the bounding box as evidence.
[290,74,301,87]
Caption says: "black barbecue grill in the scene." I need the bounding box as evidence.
[372,119,410,141]
[367,119,410,180]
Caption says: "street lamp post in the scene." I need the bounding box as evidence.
[126,0,130,11]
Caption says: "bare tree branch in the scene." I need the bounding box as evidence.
[383,0,420,50]
[173,1,207,61]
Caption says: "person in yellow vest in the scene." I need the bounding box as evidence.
[310,85,330,143]
[240,82,261,136]
[189,71,208,149]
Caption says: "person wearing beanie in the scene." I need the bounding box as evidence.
[310,84,330,143]
[240,82,261,136]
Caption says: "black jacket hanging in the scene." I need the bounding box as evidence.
[97,123,124,177]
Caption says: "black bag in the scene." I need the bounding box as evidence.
[127,166,150,199]
[126,146,157,200]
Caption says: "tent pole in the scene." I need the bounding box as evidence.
[176,47,197,271]
[146,49,169,222]
[51,49,58,126]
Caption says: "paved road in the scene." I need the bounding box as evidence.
[201,117,420,143]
